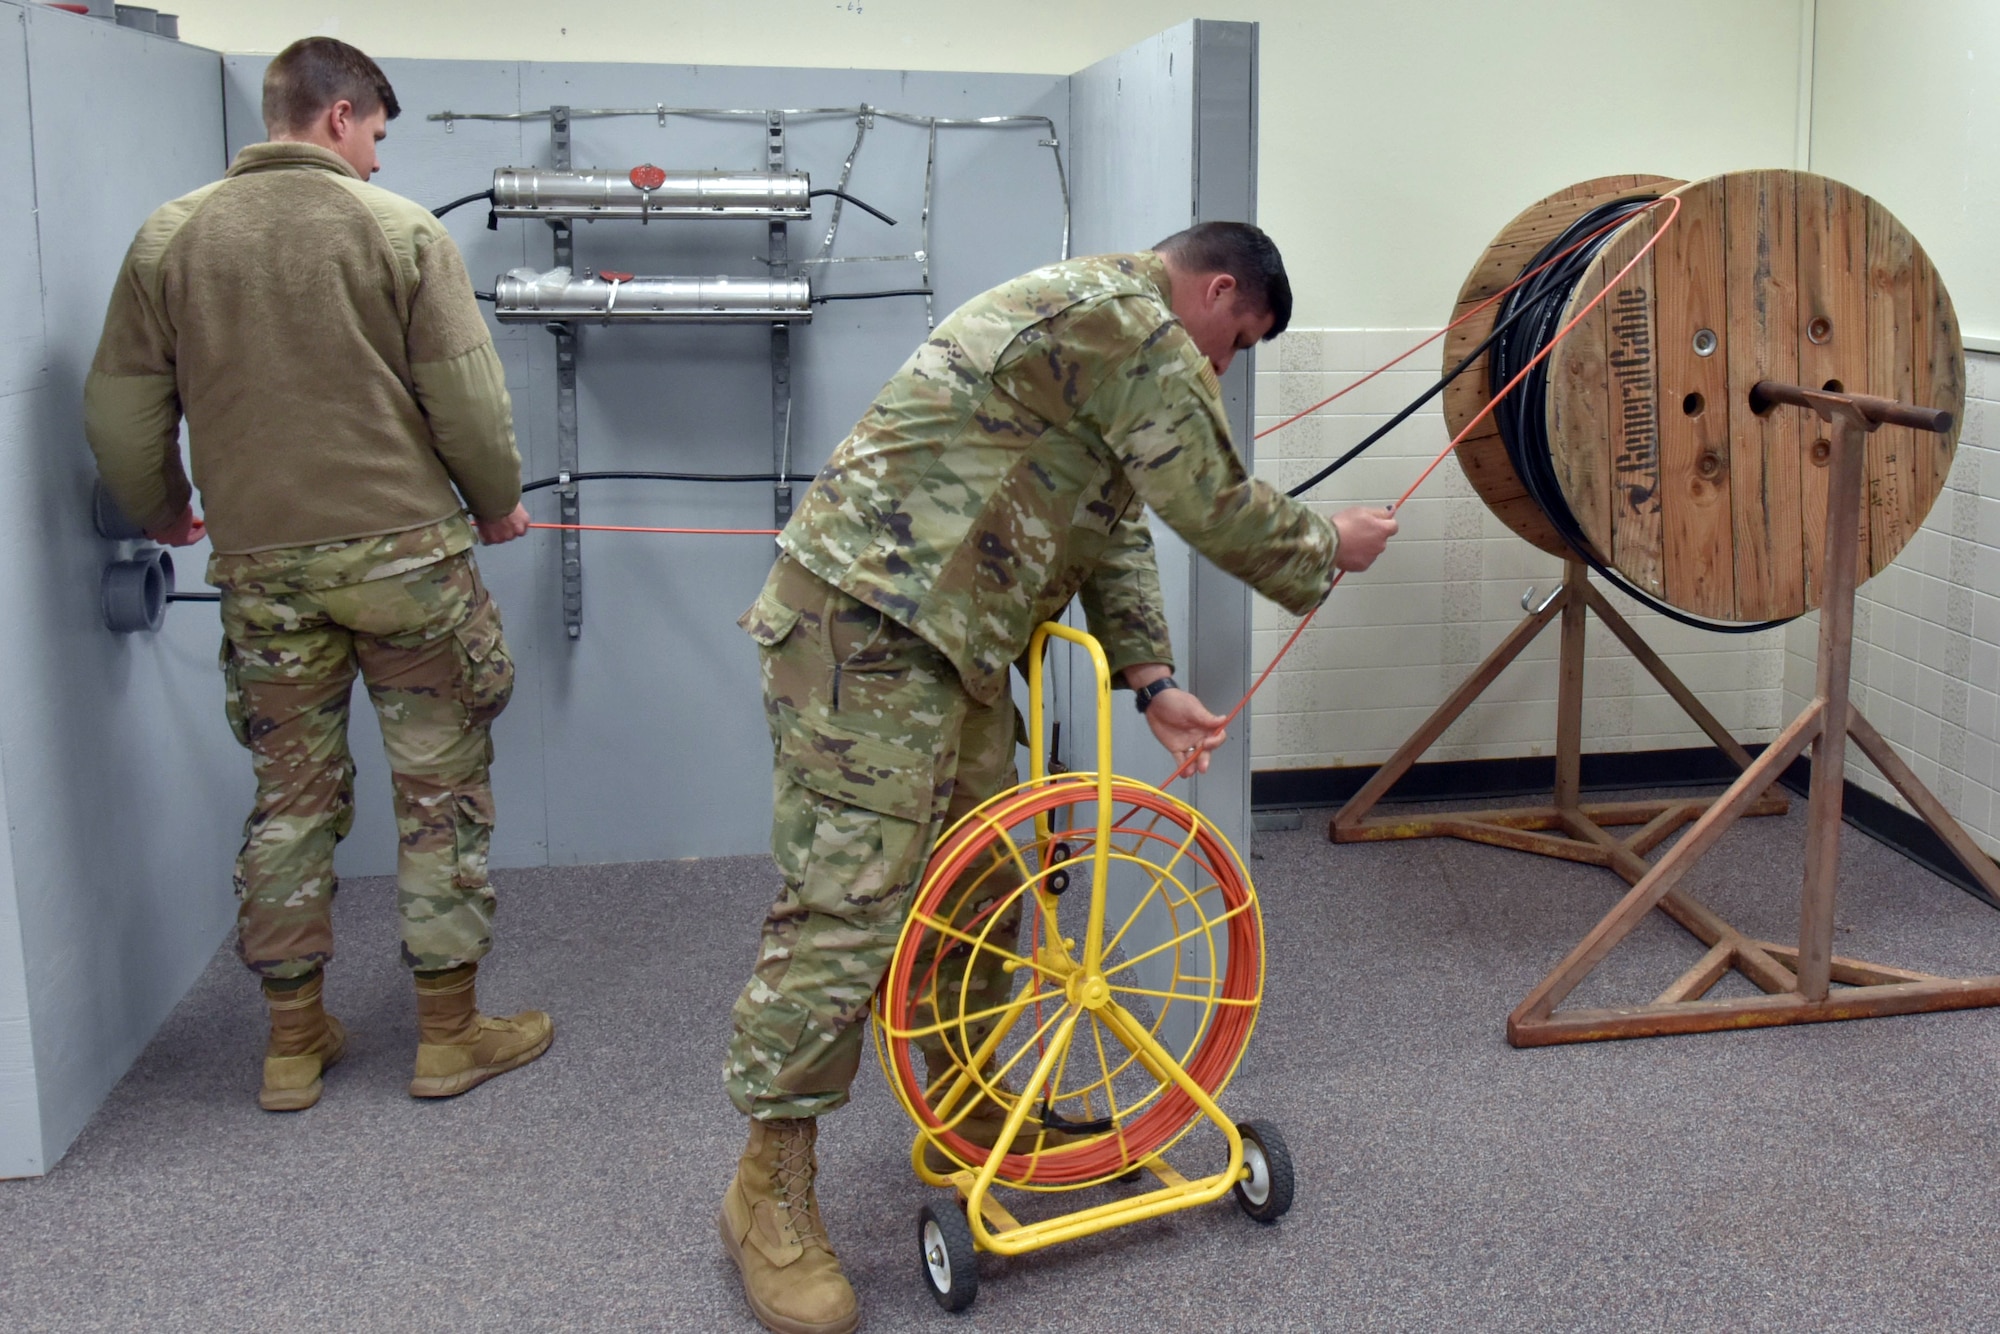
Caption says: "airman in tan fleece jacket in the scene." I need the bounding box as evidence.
[84,138,520,550]
[84,35,550,1115]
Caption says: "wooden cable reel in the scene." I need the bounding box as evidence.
[1446,170,1964,621]
[1338,170,2000,1046]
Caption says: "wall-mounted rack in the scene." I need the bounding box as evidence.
[431,100,1071,640]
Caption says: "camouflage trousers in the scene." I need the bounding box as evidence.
[218,551,515,981]
[726,556,1023,1120]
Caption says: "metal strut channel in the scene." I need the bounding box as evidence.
[768,112,793,529]
[549,106,583,639]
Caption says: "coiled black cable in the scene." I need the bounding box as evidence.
[1488,197,1790,634]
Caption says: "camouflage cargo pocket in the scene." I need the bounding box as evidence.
[771,699,943,824]
[452,786,497,889]
[453,596,514,728]
[219,637,251,748]
[739,585,804,647]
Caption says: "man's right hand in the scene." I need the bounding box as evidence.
[146,505,206,547]
[1331,505,1398,572]
[476,503,532,545]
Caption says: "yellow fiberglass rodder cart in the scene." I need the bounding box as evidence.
[872,622,1293,1312]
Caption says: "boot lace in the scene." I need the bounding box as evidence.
[773,1125,831,1249]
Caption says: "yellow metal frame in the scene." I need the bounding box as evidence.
[875,621,1262,1258]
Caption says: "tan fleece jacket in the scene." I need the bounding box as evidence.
[84,142,520,553]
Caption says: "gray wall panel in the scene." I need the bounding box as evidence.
[1188,19,1260,860]
[1064,21,1261,858]
[1065,22,1196,790]
[511,65,1068,864]
[0,2,233,1171]
[1064,22,1260,1056]
[0,3,44,1179]
[0,10,46,398]
[224,57,1070,869]
[0,26,1248,1175]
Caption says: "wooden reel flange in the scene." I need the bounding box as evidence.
[1446,169,1965,621]
[1339,170,1999,1046]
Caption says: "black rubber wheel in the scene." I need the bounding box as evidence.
[918,1201,979,1312]
[1232,1120,1295,1223]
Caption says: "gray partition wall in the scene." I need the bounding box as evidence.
[0,3,234,1176]
[1064,21,1260,856]
[1063,22,1261,1055]
[0,17,1256,1174]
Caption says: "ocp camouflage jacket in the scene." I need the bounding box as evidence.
[772,251,1337,705]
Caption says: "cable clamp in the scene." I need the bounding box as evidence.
[1038,138,1059,148]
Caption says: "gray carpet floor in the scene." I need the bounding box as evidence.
[8,789,2000,1331]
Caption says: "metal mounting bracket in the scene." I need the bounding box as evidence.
[768,111,794,530]
[549,106,583,639]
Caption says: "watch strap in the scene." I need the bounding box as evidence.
[1133,675,1179,713]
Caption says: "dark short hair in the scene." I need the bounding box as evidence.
[262,37,400,134]
[1153,221,1292,339]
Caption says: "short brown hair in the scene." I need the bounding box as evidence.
[1154,221,1292,339]
[262,37,400,134]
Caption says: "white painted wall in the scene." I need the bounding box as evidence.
[1770,0,2000,858]
[163,0,1808,330]
[1782,352,2000,860]
[1809,0,2000,345]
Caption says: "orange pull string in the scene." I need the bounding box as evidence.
[1162,195,1684,788]
[1252,200,1666,442]
[528,521,781,536]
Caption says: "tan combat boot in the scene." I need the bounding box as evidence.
[260,973,346,1112]
[408,962,553,1098]
[719,1118,859,1334]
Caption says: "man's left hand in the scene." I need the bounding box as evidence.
[1143,688,1228,774]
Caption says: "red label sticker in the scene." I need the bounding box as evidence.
[629,164,668,191]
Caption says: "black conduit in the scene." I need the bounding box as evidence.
[809,188,897,226]
[431,188,495,219]
[812,288,932,304]
[522,470,816,494]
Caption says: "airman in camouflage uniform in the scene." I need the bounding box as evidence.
[719,224,1399,1334]
[83,38,551,1114]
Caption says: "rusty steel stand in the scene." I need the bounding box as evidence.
[1490,383,2000,1044]
[1332,559,1792,971]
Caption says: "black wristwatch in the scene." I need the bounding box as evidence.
[1132,675,1180,714]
